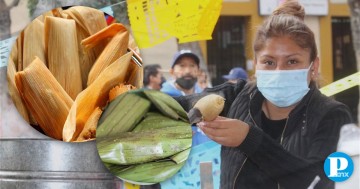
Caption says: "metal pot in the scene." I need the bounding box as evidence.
[0,139,122,189]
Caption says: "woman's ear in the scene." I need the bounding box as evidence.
[312,57,320,76]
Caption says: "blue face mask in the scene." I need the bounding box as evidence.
[256,63,313,107]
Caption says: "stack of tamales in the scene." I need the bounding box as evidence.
[96,90,192,185]
[7,6,142,142]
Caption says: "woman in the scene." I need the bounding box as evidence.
[177,1,353,188]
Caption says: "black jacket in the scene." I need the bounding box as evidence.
[177,80,353,189]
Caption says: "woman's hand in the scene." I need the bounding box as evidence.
[197,116,250,147]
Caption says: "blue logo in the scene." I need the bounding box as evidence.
[324,152,354,182]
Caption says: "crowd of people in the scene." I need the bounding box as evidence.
[143,50,249,94]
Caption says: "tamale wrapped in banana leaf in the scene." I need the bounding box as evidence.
[15,57,73,140]
[62,52,133,142]
[45,16,82,99]
[97,126,192,165]
[109,160,186,184]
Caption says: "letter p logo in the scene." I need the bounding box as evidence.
[324,152,354,182]
[327,157,348,177]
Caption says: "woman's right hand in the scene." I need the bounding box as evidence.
[197,116,250,147]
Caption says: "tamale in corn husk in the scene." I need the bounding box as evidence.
[128,34,139,54]
[23,19,46,69]
[64,7,108,88]
[83,23,129,85]
[15,57,73,140]
[73,24,99,89]
[16,32,23,71]
[36,15,44,22]
[76,107,102,142]
[45,16,82,99]
[51,7,67,18]
[7,44,29,123]
[62,52,133,142]
[126,50,143,89]
[64,6,108,36]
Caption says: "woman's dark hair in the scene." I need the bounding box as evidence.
[143,64,161,86]
[253,0,317,62]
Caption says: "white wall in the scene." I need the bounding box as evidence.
[305,16,321,64]
[6,0,31,35]
[139,37,179,79]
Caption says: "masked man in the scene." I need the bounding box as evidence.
[161,50,202,97]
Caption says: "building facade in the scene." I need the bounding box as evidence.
[140,0,358,121]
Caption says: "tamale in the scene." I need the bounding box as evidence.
[16,32,23,71]
[64,6,108,36]
[84,23,129,85]
[128,33,139,54]
[62,52,133,142]
[126,50,143,89]
[7,47,29,122]
[65,6,109,88]
[13,41,39,125]
[15,57,73,140]
[76,107,102,142]
[45,16,82,99]
[36,15,44,22]
[74,25,99,89]
[51,7,67,18]
[108,84,136,102]
[23,19,46,69]
[81,23,127,50]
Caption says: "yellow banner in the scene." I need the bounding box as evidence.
[127,0,222,48]
[320,71,360,97]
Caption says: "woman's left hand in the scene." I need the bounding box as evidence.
[197,116,250,147]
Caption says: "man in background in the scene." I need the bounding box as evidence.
[222,67,248,83]
[161,50,202,97]
[197,68,211,91]
[143,64,165,90]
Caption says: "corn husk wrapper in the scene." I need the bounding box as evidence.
[64,6,108,37]
[64,7,108,88]
[128,34,140,55]
[16,32,23,71]
[36,15,44,22]
[15,57,73,140]
[45,16,82,99]
[7,44,29,122]
[74,25,99,89]
[127,50,143,89]
[62,52,133,142]
[76,107,102,142]
[23,19,46,69]
[83,23,129,86]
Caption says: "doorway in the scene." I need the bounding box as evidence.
[331,17,359,122]
[206,16,247,86]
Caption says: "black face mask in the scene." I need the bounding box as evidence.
[176,76,198,90]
